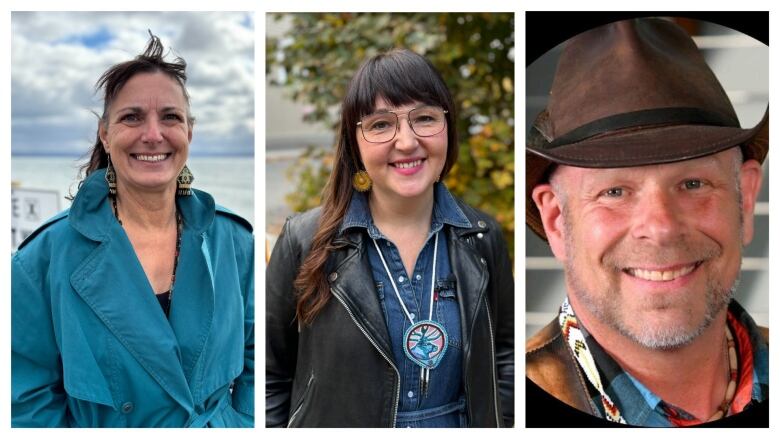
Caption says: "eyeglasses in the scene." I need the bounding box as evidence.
[357,106,448,143]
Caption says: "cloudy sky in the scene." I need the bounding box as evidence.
[11,11,254,156]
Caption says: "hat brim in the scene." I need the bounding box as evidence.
[526,109,768,240]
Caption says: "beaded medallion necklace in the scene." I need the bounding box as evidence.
[372,231,448,396]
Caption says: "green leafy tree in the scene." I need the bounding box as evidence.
[267,13,514,257]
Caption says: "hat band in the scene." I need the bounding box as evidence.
[547,107,739,148]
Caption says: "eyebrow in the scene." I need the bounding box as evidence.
[160,106,185,113]
[368,107,393,114]
[116,106,143,114]
[115,105,185,114]
[368,105,435,115]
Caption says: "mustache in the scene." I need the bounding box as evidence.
[602,238,722,270]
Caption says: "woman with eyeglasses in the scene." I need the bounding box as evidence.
[266,49,514,428]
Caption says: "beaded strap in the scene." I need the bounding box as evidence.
[559,297,626,423]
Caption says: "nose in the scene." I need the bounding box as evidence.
[631,187,685,243]
[141,118,164,144]
[392,114,418,151]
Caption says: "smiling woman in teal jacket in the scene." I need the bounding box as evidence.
[11,33,254,427]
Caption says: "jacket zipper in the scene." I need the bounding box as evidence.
[332,290,401,427]
[484,298,501,426]
[287,372,315,427]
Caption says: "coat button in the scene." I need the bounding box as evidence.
[477,233,484,239]
[328,272,338,282]
[480,258,487,265]
[121,401,134,414]
[477,220,487,228]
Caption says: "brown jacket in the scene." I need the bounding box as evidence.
[526,319,598,416]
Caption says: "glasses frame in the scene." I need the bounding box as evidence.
[356,106,448,143]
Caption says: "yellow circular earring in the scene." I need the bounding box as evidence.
[352,170,372,192]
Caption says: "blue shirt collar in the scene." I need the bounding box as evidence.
[339,182,471,239]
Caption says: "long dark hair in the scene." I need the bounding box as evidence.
[74,31,193,193]
[294,49,459,324]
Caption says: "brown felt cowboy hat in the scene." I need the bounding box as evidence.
[526,18,769,240]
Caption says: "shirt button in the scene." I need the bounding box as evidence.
[477,220,487,228]
[410,313,416,320]
[480,258,487,265]
[415,274,422,281]
[398,275,405,283]
[477,232,484,239]
[121,401,134,414]
[386,241,392,247]
[407,391,414,398]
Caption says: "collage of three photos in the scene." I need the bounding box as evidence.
[8,10,769,428]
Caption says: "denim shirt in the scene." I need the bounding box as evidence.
[340,183,471,426]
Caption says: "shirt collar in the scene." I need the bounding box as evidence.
[339,182,471,239]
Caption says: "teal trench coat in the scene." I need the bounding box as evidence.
[11,169,254,427]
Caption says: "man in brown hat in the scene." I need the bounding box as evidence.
[526,17,768,426]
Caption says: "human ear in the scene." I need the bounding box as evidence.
[739,159,763,246]
[532,183,568,262]
[99,120,109,153]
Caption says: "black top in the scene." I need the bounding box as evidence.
[156,291,171,316]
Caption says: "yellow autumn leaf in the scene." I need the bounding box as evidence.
[490,170,513,189]
[502,76,513,93]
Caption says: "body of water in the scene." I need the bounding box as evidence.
[265,156,296,235]
[12,156,254,227]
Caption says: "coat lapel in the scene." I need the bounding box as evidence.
[168,229,215,386]
[69,226,194,412]
[64,169,222,413]
[329,236,394,360]
[447,228,489,354]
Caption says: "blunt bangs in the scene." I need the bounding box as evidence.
[347,50,453,121]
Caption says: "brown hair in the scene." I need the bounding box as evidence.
[294,49,459,324]
[74,31,193,192]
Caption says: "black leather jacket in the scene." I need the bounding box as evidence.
[266,200,514,427]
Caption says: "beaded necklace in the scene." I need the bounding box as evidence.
[112,195,182,317]
[558,297,738,424]
[701,326,737,422]
[559,297,626,423]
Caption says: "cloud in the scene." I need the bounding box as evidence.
[11,11,254,157]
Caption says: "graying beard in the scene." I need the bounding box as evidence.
[565,260,738,350]
[615,278,737,350]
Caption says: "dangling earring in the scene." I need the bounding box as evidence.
[177,165,194,196]
[105,154,117,195]
[352,170,372,192]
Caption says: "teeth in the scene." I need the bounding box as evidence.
[394,159,422,169]
[627,264,696,282]
[134,154,168,162]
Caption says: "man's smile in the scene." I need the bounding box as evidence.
[623,261,703,282]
